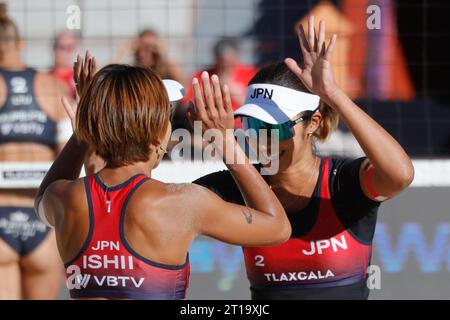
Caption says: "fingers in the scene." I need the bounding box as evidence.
[61,96,76,130]
[91,56,98,74]
[82,50,91,83]
[73,54,82,86]
[201,71,218,118]
[74,51,97,96]
[308,15,315,50]
[192,77,206,118]
[211,74,225,115]
[325,34,337,60]
[222,84,233,113]
[88,57,97,82]
[304,17,334,59]
[185,101,195,127]
[317,20,325,55]
[61,96,74,118]
[284,58,303,78]
[298,23,311,53]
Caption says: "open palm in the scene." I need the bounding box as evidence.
[285,16,338,103]
[61,51,97,130]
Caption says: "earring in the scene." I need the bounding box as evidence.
[159,145,167,154]
[307,132,313,137]
[157,145,167,156]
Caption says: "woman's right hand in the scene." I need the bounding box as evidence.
[62,51,97,130]
[187,71,235,141]
[74,51,97,98]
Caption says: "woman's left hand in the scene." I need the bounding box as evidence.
[285,16,339,104]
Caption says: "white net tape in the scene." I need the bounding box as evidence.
[0,160,448,189]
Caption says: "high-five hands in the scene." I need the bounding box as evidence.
[285,16,339,105]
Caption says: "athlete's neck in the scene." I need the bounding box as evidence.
[0,52,26,70]
[268,147,320,194]
[99,162,152,186]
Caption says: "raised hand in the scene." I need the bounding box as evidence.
[285,16,338,104]
[187,71,235,139]
[73,51,97,98]
[62,51,97,130]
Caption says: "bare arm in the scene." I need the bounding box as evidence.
[192,183,291,246]
[63,52,104,175]
[35,134,88,225]
[35,52,97,224]
[186,71,291,245]
[326,89,414,200]
[285,16,414,201]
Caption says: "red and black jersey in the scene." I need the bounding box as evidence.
[194,157,380,300]
[65,174,190,300]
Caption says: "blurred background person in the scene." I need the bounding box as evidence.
[112,28,184,84]
[0,3,71,299]
[50,31,78,98]
[183,37,257,129]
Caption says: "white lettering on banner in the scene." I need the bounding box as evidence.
[263,270,335,282]
[302,235,348,255]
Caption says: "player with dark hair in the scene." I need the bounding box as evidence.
[194,16,414,300]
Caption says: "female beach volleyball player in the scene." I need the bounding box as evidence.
[194,16,415,299]
[34,53,291,300]
[0,4,71,299]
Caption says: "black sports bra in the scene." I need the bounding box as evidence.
[0,68,57,148]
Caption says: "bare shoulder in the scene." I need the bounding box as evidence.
[165,182,201,194]
[164,182,214,203]
[45,178,86,209]
[130,179,211,210]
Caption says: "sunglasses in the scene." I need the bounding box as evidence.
[241,110,315,141]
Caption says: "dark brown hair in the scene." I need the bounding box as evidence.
[249,62,339,141]
[75,64,170,167]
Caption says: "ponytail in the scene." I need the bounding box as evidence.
[313,100,339,141]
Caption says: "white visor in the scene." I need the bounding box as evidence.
[163,79,185,102]
[234,83,320,124]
